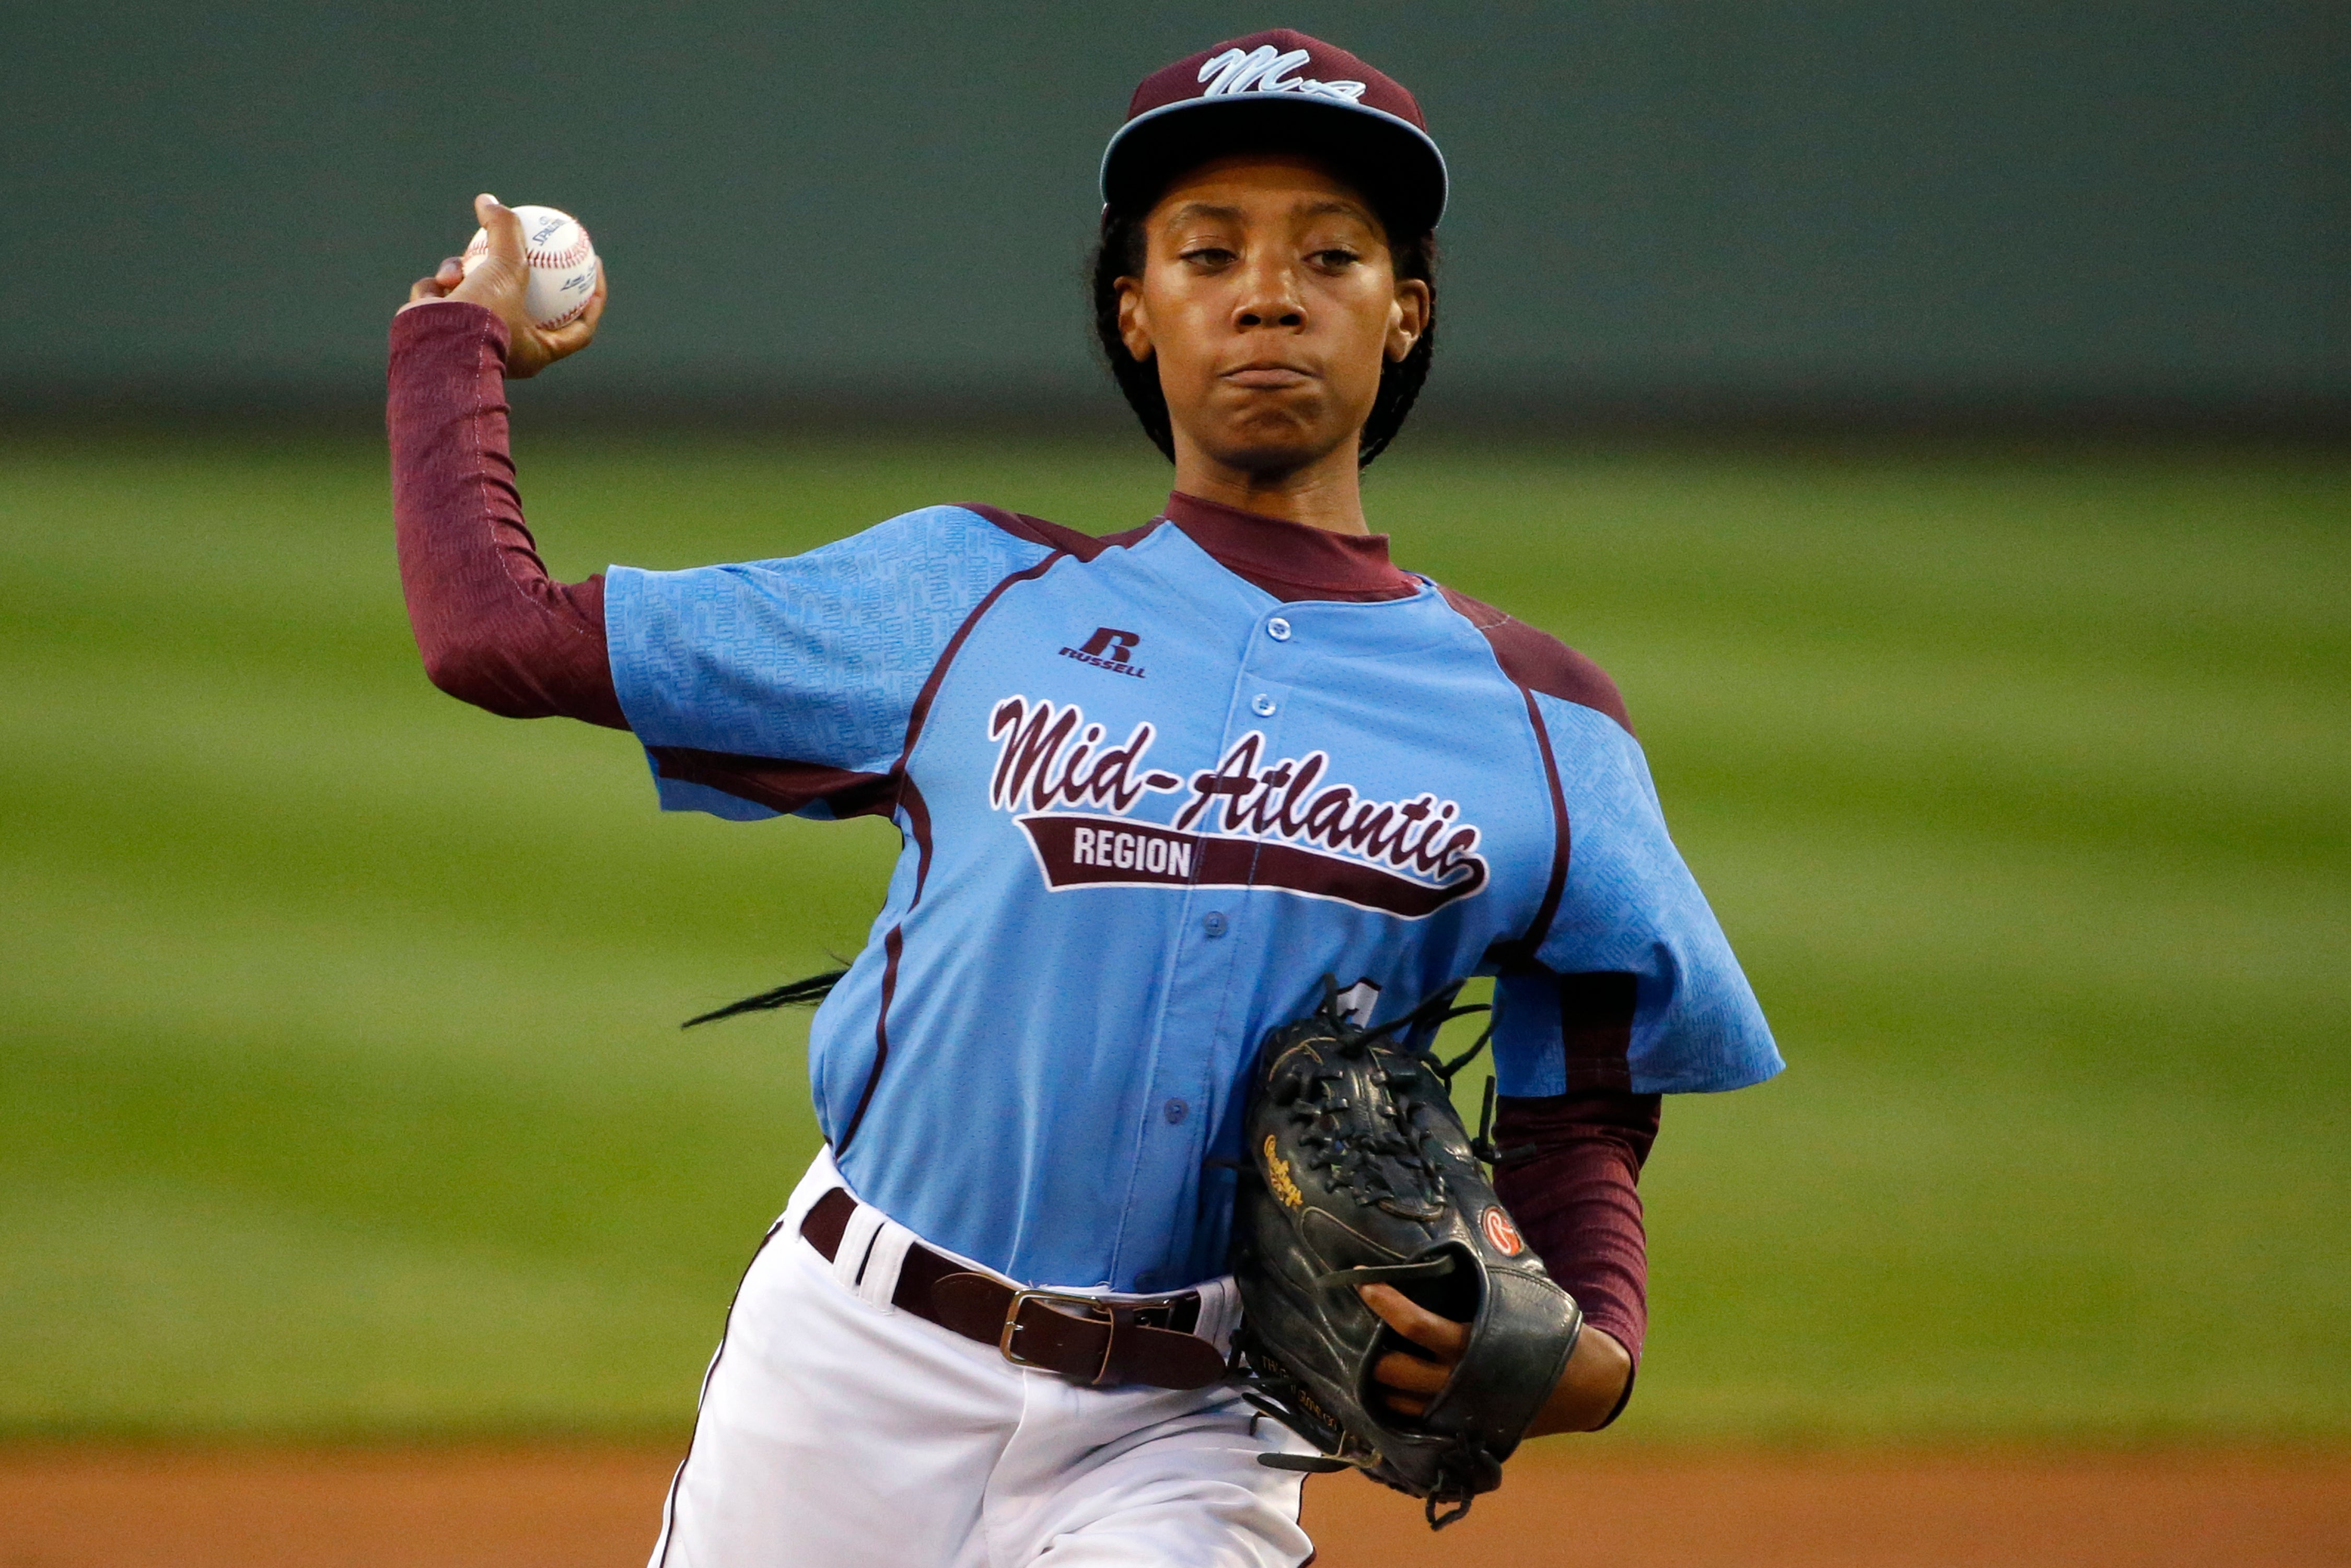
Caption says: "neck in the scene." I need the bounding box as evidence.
[1168,434,1369,534]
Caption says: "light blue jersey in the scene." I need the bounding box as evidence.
[606,494,1779,1293]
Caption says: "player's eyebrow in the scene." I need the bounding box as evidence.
[1163,202,1247,225]
[1162,198,1379,231]
[1295,198,1376,227]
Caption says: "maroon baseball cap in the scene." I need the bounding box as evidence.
[1100,29,1448,233]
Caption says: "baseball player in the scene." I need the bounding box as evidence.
[390,30,1778,1566]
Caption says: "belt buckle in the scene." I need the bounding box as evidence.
[999,1287,1118,1378]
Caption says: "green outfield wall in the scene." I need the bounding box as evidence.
[6,1,2345,423]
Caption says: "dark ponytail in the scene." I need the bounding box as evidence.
[683,968,845,1028]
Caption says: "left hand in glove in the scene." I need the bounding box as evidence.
[1361,1283,1632,1435]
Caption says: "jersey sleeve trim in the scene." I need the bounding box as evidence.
[647,747,899,821]
[957,502,1116,561]
[1508,686,1574,968]
[1437,585,1634,735]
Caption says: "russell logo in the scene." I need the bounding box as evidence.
[1058,626,1146,679]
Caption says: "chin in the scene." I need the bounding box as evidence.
[1206,436,1341,478]
[1202,412,1347,476]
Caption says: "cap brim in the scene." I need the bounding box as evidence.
[1100,95,1448,233]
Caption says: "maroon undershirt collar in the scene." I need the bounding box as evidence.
[1157,492,1421,604]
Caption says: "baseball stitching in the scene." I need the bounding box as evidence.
[463,233,593,270]
[462,224,596,327]
[525,237,593,270]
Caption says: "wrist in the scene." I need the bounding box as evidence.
[389,300,513,376]
[1527,1325,1632,1437]
[391,297,508,343]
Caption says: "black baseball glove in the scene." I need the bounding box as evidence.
[1230,977,1582,1528]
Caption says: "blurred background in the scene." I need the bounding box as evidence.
[3,0,2346,1499]
[7,0,2346,429]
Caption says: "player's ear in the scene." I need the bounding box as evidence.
[1115,276,1154,364]
[1386,276,1430,364]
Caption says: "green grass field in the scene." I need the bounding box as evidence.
[3,430,2345,1442]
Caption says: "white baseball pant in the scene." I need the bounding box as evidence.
[647,1150,1317,1567]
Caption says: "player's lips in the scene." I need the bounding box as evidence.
[1221,361,1317,389]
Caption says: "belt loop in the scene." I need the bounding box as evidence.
[856,1218,917,1310]
[830,1204,884,1291]
[1091,1302,1140,1387]
[1193,1277,1241,1353]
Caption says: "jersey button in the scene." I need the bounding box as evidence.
[1164,1098,1189,1125]
[1266,617,1292,641]
[1250,693,1277,717]
[1202,912,1228,938]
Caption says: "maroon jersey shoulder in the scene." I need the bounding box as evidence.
[1437,586,1633,735]
[956,503,1157,561]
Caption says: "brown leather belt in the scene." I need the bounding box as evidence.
[799,1188,1227,1390]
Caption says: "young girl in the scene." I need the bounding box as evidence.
[390,30,1777,1567]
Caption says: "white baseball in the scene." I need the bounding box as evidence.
[462,204,600,331]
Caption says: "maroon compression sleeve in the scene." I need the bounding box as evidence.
[387,301,626,729]
[1492,1088,1660,1427]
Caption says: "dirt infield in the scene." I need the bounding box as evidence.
[2,1444,2344,1566]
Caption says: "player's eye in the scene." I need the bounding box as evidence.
[1310,248,1361,271]
[1179,245,1238,268]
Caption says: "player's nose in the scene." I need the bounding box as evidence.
[1231,255,1306,332]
